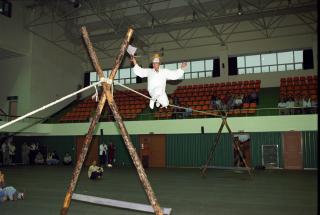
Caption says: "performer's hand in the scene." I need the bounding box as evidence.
[180,62,187,70]
[131,55,137,66]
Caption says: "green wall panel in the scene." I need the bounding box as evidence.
[100,135,139,167]
[8,131,318,169]
[249,132,283,168]
[302,131,318,168]
[166,134,233,167]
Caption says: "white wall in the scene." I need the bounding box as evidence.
[0,56,32,114]
[101,33,317,92]
[0,115,317,135]
[0,1,30,55]
[0,1,85,117]
[28,34,85,117]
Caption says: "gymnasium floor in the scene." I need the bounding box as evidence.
[0,165,317,215]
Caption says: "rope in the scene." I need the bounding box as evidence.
[112,80,222,117]
[0,80,104,130]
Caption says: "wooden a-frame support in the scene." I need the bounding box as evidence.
[60,26,164,215]
[201,115,252,177]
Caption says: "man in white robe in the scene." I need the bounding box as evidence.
[131,54,187,109]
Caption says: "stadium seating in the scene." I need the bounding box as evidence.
[280,75,317,99]
[59,89,148,122]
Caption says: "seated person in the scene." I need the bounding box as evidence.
[0,186,24,201]
[277,98,288,115]
[88,161,103,180]
[311,98,317,114]
[34,151,44,165]
[214,97,222,110]
[210,95,217,110]
[46,151,59,165]
[302,95,311,114]
[172,96,181,119]
[63,152,72,165]
[0,171,4,188]
[286,97,295,115]
[226,94,235,110]
[182,107,192,118]
[294,95,303,114]
[249,91,259,104]
[233,94,243,109]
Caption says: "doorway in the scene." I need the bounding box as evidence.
[75,136,99,166]
[283,131,303,169]
[139,134,166,167]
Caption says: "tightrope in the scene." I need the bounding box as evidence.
[112,80,222,117]
[0,80,104,130]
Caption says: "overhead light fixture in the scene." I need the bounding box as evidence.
[160,47,164,56]
[0,0,12,17]
[69,0,81,9]
[192,10,196,22]
[237,1,243,16]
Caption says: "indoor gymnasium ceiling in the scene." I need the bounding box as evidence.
[13,0,318,61]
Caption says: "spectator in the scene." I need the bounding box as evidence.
[88,160,103,180]
[311,98,317,114]
[278,98,288,115]
[46,151,59,165]
[210,95,217,110]
[172,96,181,119]
[29,142,37,165]
[52,151,60,161]
[243,93,250,103]
[107,142,116,167]
[286,97,295,115]
[63,152,72,165]
[1,142,9,166]
[302,95,312,114]
[99,142,108,166]
[221,94,229,111]
[294,95,303,114]
[182,107,192,118]
[34,151,44,165]
[0,186,24,201]
[249,90,259,104]
[8,139,16,165]
[0,171,4,188]
[233,94,243,109]
[21,142,30,165]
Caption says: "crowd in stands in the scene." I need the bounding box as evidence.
[210,91,259,112]
[58,76,317,121]
[278,75,317,115]
[277,95,316,115]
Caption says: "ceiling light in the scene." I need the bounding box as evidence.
[70,0,81,9]
[237,2,243,16]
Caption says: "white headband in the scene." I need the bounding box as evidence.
[152,58,160,63]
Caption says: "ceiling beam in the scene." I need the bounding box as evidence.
[88,3,316,42]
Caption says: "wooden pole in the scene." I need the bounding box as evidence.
[201,118,225,177]
[201,116,251,177]
[224,121,251,176]
[61,26,164,215]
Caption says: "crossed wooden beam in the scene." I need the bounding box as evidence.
[60,27,164,215]
[201,116,251,177]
